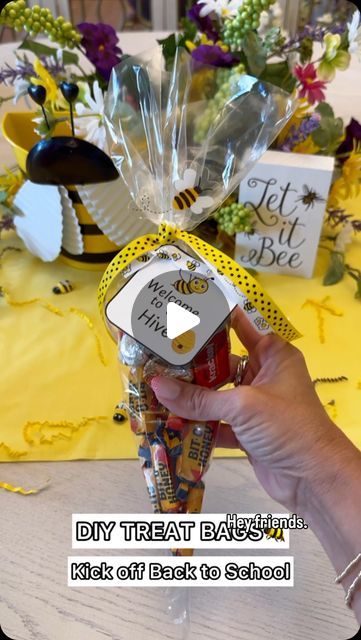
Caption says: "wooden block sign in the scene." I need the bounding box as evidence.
[235,150,334,278]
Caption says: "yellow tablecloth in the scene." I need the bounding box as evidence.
[0,199,360,463]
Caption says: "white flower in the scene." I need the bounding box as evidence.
[348,10,361,60]
[13,77,29,104]
[197,0,244,19]
[75,81,107,151]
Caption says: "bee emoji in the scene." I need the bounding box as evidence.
[137,254,151,263]
[186,259,200,272]
[244,301,256,314]
[296,185,324,210]
[173,270,210,295]
[173,168,214,215]
[113,402,128,423]
[172,329,196,355]
[52,280,73,295]
[264,527,284,542]
[157,250,170,260]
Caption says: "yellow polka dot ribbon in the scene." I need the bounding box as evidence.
[98,223,301,342]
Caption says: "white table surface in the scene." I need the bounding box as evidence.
[1,30,360,640]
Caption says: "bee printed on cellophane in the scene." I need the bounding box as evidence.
[173,270,211,295]
[173,169,214,215]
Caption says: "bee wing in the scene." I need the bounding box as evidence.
[174,168,197,191]
[191,196,214,215]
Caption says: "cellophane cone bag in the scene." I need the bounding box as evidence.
[99,46,298,551]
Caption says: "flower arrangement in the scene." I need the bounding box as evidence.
[0,0,360,293]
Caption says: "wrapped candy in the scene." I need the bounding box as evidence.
[98,47,300,558]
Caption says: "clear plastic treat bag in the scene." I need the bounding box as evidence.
[97,45,301,623]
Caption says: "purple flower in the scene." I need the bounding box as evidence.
[77,22,122,82]
[191,44,237,67]
[336,118,361,163]
[280,114,320,152]
[188,3,219,42]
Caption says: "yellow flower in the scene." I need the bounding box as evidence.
[185,40,197,52]
[31,58,59,106]
[0,167,24,203]
[292,135,320,155]
[328,143,361,205]
[318,33,351,81]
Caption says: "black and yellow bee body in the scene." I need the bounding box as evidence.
[157,250,170,260]
[173,270,209,295]
[244,301,256,313]
[52,280,73,295]
[137,254,151,263]
[296,185,324,210]
[264,527,284,542]
[173,185,201,211]
[113,403,128,423]
[186,259,200,272]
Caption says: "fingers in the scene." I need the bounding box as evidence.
[231,306,264,353]
[151,376,247,424]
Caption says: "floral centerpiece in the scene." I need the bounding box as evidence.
[0,0,360,289]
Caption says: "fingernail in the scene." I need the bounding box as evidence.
[150,376,181,400]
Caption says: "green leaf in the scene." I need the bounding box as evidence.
[299,36,313,64]
[243,32,266,76]
[323,251,345,286]
[0,190,8,203]
[179,16,197,42]
[259,61,297,94]
[158,34,182,69]
[18,40,79,66]
[315,102,334,118]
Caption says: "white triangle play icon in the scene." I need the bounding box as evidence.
[166,302,200,339]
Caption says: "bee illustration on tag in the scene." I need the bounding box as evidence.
[264,527,284,542]
[244,301,256,314]
[173,270,211,295]
[296,185,324,210]
[186,259,200,272]
[52,280,73,295]
[171,329,196,354]
[173,169,214,215]
[157,250,171,260]
[254,316,269,331]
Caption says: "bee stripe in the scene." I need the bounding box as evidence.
[185,189,197,203]
[79,223,103,236]
[66,189,83,205]
[174,196,186,210]
[61,248,119,264]
[179,192,191,209]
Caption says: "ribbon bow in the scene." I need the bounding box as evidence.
[98,223,301,342]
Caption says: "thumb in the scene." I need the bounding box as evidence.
[150,376,247,424]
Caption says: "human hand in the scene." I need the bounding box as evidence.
[150,308,357,514]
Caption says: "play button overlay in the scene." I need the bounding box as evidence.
[166,302,200,339]
[105,245,236,366]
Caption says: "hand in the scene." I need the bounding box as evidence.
[150,308,356,514]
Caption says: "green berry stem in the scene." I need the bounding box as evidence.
[0,0,81,49]
[222,0,276,51]
[214,201,255,236]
